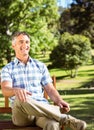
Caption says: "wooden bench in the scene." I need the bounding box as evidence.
[0,76,65,130]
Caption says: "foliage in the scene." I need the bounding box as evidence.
[59,0,94,48]
[49,32,92,77]
[0,0,59,65]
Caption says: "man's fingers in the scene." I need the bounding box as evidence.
[26,91,32,95]
[60,106,70,113]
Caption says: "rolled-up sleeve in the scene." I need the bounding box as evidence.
[1,66,12,83]
[41,64,52,86]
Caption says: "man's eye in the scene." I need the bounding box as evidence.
[26,41,30,44]
[19,41,24,44]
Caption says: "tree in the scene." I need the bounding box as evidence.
[49,32,92,78]
[0,0,59,66]
[0,0,14,66]
[59,0,94,47]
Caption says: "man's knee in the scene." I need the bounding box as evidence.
[12,99,35,126]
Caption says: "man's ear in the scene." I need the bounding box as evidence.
[12,43,15,49]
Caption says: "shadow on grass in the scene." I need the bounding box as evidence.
[53,68,94,89]
[78,69,94,78]
[64,95,94,130]
[79,79,94,89]
[56,75,69,80]
[58,89,94,95]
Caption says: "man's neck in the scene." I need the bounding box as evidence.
[16,55,29,64]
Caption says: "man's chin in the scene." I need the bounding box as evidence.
[22,53,29,57]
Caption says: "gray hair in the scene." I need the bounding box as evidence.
[11,31,30,44]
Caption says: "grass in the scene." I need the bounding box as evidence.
[62,93,94,130]
[0,91,94,130]
[37,52,94,90]
[37,52,94,130]
[0,52,94,129]
[49,64,94,90]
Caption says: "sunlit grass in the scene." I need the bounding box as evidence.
[0,90,94,129]
[49,64,94,90]
[0,52,94,130]
[62,94,94,130]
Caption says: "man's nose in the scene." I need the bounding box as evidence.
[22,42,27,48]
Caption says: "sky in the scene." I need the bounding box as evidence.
[57,0,74,7]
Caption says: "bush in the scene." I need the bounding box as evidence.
[49,32,92,77]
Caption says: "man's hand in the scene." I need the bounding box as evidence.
[60,106,70,113]
[58,100,70,113]
[13,88,32,102]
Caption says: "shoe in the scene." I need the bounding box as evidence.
[61,115,87,130]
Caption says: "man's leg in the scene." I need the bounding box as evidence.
[12,98,87,130]
[26,97,62,121]
[36,117,60,130]
[12,100,35,126]
[12,97,62,128]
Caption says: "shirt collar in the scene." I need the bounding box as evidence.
[14,57,32,65]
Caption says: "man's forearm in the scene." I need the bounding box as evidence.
[1,84,15,97]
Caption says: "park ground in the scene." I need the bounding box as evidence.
[0,52,94,130]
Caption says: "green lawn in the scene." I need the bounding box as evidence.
[0,52,94,130]
[35,51,94,90]
[62,93,94,130]
[49,64,94,90]
[0,91,94,130]
[37,52,94,130]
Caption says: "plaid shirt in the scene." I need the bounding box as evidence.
[1,57,52,106]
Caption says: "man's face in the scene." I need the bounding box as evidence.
[12,34,30,57]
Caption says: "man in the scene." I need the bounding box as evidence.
[1,31,86,130]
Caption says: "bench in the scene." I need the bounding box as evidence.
[0,76,65,130]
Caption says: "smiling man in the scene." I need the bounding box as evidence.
[1,31,86,130]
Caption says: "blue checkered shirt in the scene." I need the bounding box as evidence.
[1,57,52,106]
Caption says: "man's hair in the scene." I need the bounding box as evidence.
[11,31,30,44]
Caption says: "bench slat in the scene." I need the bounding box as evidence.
[0,120,42,130]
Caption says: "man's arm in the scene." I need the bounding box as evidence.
[1,81,14,97]
[44,83,70,113]
[1,81,32,102]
